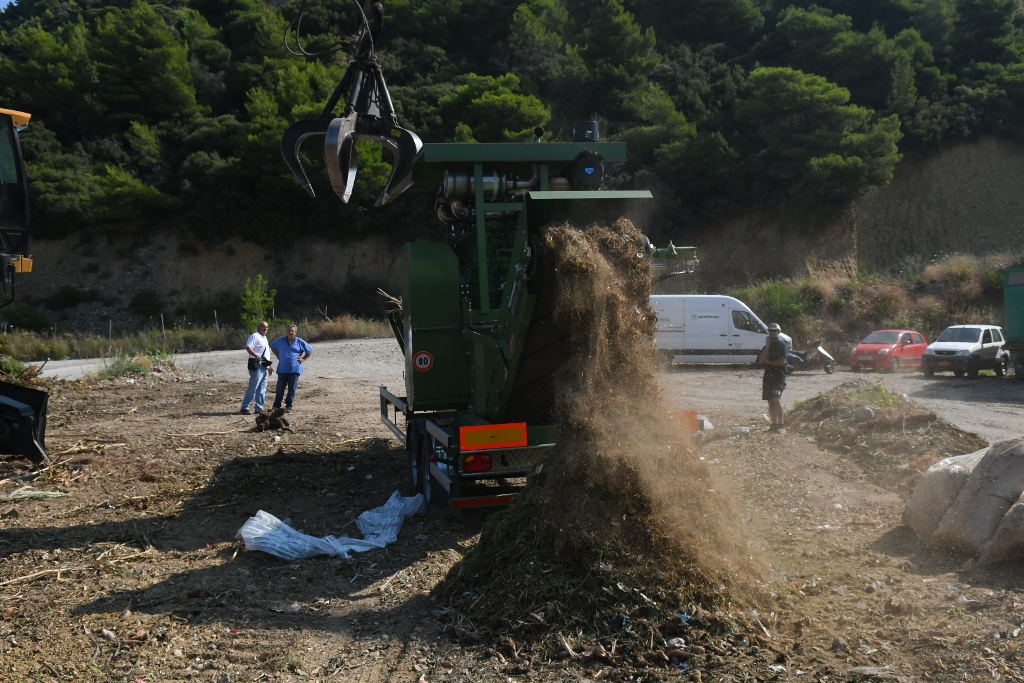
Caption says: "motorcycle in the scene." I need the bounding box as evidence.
[786,339,836,374]
[757,337,837,374]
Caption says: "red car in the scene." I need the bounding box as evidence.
[849,330,929,372]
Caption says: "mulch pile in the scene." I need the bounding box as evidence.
[787,379,987,493]
[439,220,765,677]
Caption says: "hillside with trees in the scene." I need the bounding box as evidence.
[3,0,1024,246]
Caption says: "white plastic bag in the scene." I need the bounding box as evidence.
[979,490,1024,564]
[236,491,426,560]
[931,438,1024,555]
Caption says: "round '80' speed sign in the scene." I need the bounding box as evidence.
[412,351,433,372]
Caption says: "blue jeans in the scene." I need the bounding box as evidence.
[274,372,300,409]
[241,365,269,412]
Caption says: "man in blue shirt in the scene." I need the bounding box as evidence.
[269,324,313,413]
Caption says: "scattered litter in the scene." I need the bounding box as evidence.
[731,426,751,437]
[271,601,300,614]
[236,491,426,560]
[0,486,66,500]
[849,665,895,678]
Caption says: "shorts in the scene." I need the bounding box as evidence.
[762,369,786,401]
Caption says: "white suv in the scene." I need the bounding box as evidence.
[921,325,1011,378]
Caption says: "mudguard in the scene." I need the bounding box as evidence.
[0,380,49,465]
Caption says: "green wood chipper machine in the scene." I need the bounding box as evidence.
[281,1,696,508]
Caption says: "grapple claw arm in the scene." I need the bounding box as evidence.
[281,116,334,198]
[280,0,421,204]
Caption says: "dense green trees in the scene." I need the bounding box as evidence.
[1,0,1023,240]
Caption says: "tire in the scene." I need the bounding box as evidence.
[995,355,1008,378]
[953,369,964,378]
[923,366,935,378]
[824,362,835,374]
[966,357,979,379]
[887,357,899,373]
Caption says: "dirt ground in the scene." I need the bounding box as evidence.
[3,342,1024,682]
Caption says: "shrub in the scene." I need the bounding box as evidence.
[98,353,153,378]
[0,355,25,376]
[240,274,277,331]
[731,280,812,331]
[1,304,54,333]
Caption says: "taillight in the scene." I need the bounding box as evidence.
[463,454,492,473]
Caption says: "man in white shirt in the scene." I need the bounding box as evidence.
[240,321,273,414]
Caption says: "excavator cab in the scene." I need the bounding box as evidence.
[0,107,49,467]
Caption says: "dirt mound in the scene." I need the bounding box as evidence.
[441,220,754,671]
[788,379,987,492]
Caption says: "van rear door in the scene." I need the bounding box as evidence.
[651,297,685,355]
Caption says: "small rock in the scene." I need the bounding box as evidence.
[831,637,850,652]
[885,597,912,615]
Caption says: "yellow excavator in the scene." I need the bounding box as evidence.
[0,107,49,466]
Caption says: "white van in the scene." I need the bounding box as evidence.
[651,295,771,364]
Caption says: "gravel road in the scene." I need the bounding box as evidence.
[39,338,1024,444]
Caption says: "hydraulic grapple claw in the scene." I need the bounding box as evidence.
[325,115,359,202]
[280,0,421,205]
[281,116,335,198]
[375,125,423,206]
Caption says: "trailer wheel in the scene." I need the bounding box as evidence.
[420,435,449,507]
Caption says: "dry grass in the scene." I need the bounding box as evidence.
[0,314,391,363]
[731,251,1024,351]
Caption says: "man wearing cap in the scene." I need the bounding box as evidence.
[757,323,790,433]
